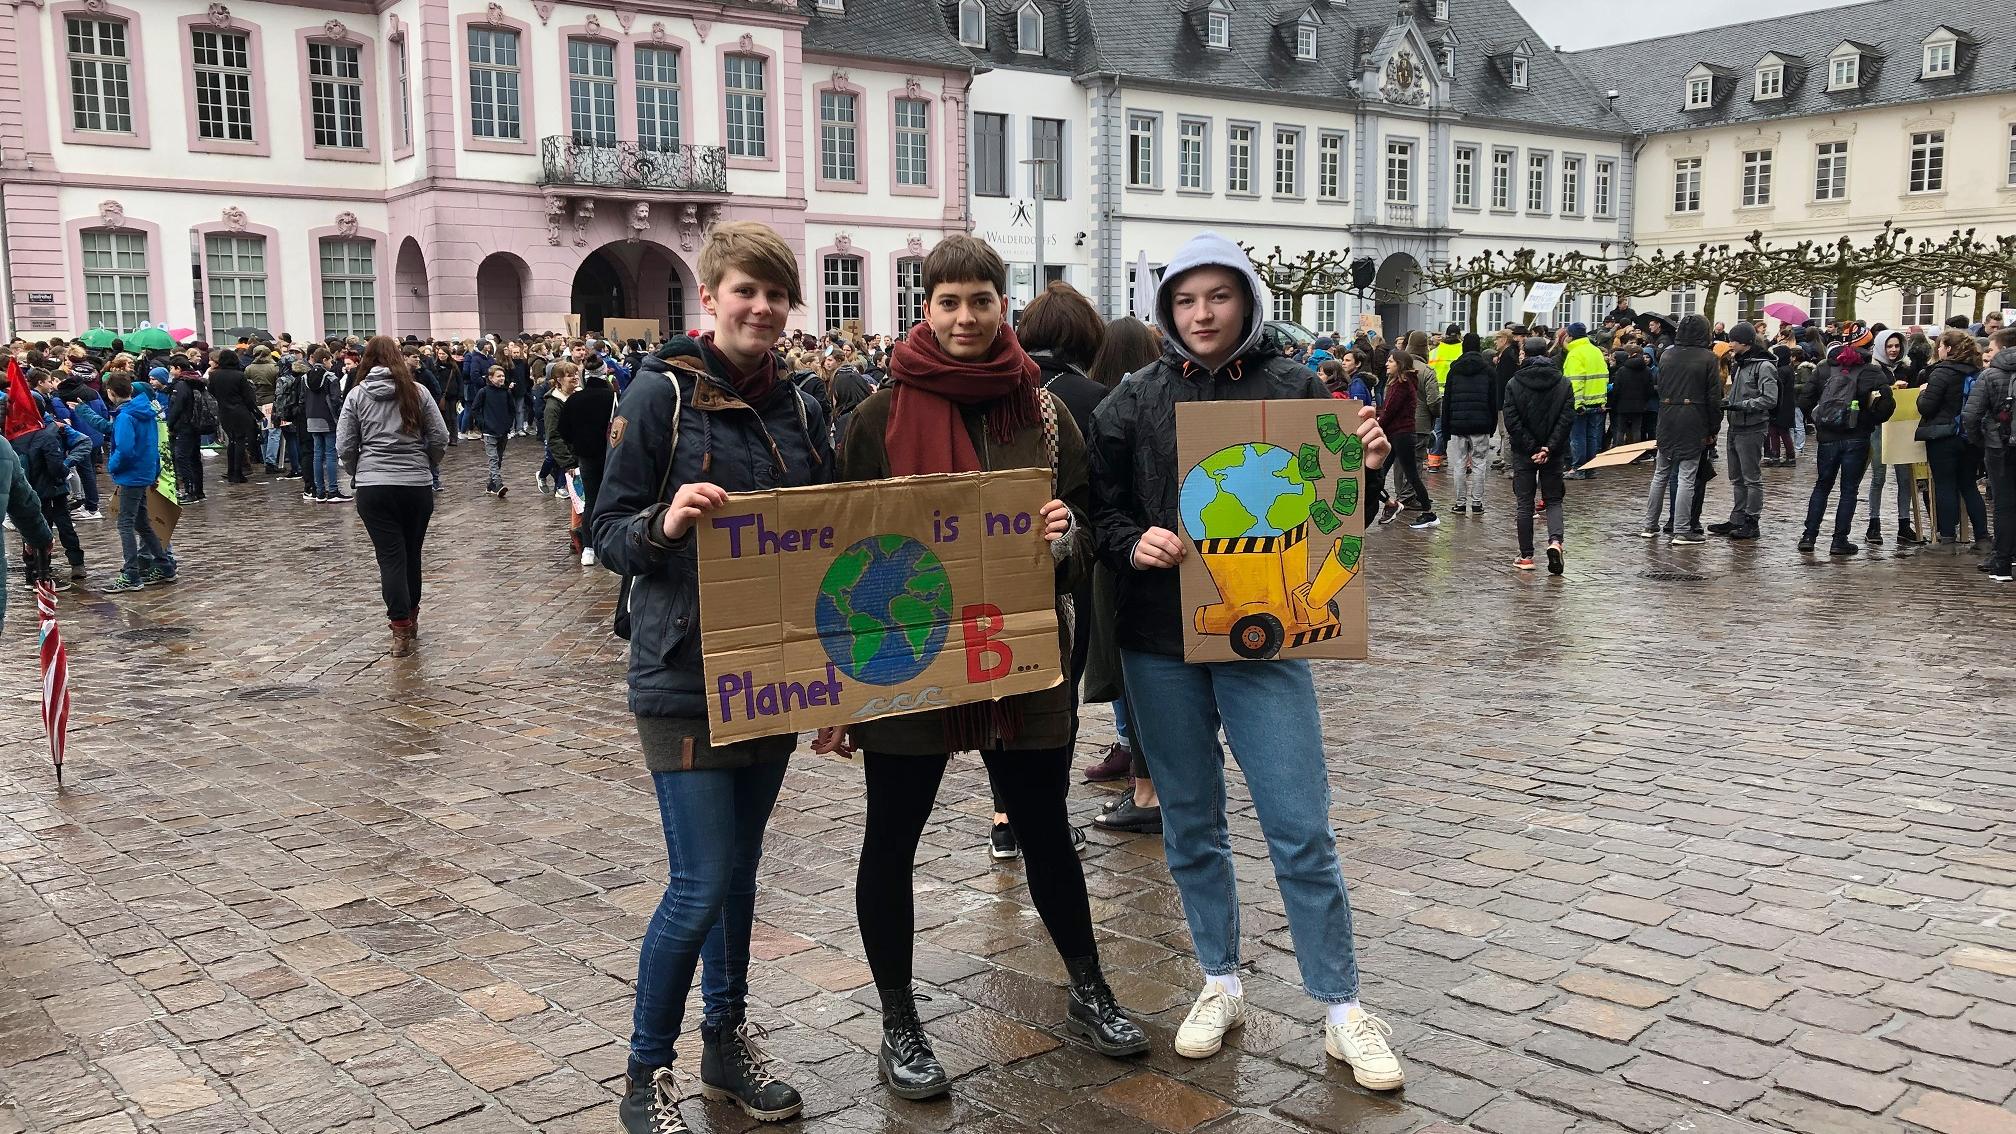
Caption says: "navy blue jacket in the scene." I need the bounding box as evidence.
[466,381,517,437]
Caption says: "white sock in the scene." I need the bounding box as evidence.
[1326,1000,1361,1026]
[1205,973,1243,998]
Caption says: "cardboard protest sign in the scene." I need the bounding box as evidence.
[1578,440,1656,470]
[1881,385,1927,467]
[695,469,1062,744]
[1175,400,1367,664]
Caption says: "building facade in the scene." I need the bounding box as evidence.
[1577,0,2016,327]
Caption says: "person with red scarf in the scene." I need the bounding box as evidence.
[813,235,1147,1100]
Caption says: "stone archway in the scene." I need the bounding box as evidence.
[569,240,697,338]
[1374,253,1424,340]
[476,252,530,338]
[394,238,430,339]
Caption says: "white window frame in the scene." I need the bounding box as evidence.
[1485,290,1506,330]
[204,233,267,342]
[817,88,858,183]
[816,0,843,11]
[307,41,366,150]
[1673,156,1702,214]
[1315,293,1337,333]
[1829,50,1859,91]
[1318,132,1345,201]
[66,17,134,134]
[1273,126,1301,198]
[1814,140,1848,201]
[1127,112,1158,188]
[1177,117,1207,191]
[1226,123,1254,195]
[1686,74,1712,109]
[319,237,376,338]
[2007,124,2016,189]
[1808,285,1837,325]
[1271,287,1295,323]
[1433,0,1448,19]
[724,54,767,159]
[1909,130,1945,194]
[1490,147,1514,211]
[1560,155,1581,215]
[1922,39,1954,79]
[972,111,1007,196]
[1206,8,1230,50]
[467,28,522,141]
[957,0,985,47]
[1509,54,1528,89]
[1029,116,1063,200]
[1452,144,1476,208]
[890,98,928,187]
[895,258,924,330]
[636,45,681,151]
[567,37,617,148]
[1017,2,1043,54]
[1526,151,1550,214]
[394,37,411,148]
[1901,287,1935,325]
[1741,148,1772,207]
[191,28,254,142]
[821,254,862,332]
[1295,20,1316,61]
[81,230,149,331]
[1593,159,1614,218]
[1385,140,1412,205]
[1754,63,1782,100]
[1671,284,1698,319]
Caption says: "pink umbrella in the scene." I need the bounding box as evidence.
[168,327,199,343]
[1762,302,1808,325]
[35,577,70,787]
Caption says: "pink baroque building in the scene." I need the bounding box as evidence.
[0,0,974,341]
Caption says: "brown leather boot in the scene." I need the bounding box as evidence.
[390,620,416,657]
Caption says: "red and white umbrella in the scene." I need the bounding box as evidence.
[36,577,70,787]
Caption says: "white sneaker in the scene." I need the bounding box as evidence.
[580,548,596,566]
[1324,1007,1404,1090]
[1174,985,1245,1059]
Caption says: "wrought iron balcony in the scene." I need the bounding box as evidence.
[539,137,728,193]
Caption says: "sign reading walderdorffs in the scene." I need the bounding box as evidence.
[695,469,1063,744]
[1176,400,1368,664]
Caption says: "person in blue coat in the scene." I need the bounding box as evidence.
[99,373,176,591]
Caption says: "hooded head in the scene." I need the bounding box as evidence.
[1728,322,1758,350]
[1155,232,1267,372]
[1872,328,1904,365]
[1675,314,1712,348]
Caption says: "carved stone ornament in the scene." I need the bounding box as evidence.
[628,202,652,243]
[97,200,125,228]
[484,2,505,25]
[678,204,704,251]
[1382,49,1427,107]
[573,199,595,247]
[221,205,247,231]
[322,18,350,41]
[545,197,567,246]
[206,3,231,26]
[80,0,104,13]
[906,235,925,256]
[584,12,604,35]
[532,0,554,24]
[738,32,755,51]
[833,233,853,255]
[692,18,711,40]
[388,13,405,41]
[335,210,359,237]
[649,20,667,42]
[830,69,849,85]
[904,78,923,98]
[613,6,635,32]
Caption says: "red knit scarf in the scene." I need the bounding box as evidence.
[698,332,778,405]
[883,322,1040,475]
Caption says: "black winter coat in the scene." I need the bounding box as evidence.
[1441,351,1500,436]
[558,375,617,472]
[1503,358,1574,468]
[589,337,832,725]
[1653,316,1723,460]
[167,376,208,435]
[1916,361,1977,443]
[207,367,262,435]
[1033,350,1108,442]
[1090,343,1328,657]
[1609,351,1655,414]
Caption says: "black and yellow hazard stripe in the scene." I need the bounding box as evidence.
[1197,521,1309,556]
[1290,624,1344,648]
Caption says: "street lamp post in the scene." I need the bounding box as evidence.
[1021,157,1054,305]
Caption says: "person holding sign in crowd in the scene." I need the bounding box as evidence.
[813,234,1148,1101]
[1087,231,1407,1090]
[592,222,834,1134]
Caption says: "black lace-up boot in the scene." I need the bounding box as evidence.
[1064,956,1150,1056]
[699,1019,803,1122]
[619,1066,690,1134]
[878,985,949,1100]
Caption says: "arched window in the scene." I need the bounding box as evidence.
[1017,3,1043,54]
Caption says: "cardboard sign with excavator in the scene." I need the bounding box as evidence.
[1175,400,1368,663]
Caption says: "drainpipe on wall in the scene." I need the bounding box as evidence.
[0,186,16,340]
[1080,71,1121,318]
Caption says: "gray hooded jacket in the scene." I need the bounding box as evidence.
[1962,346,2016,451]
[337,367,450,487]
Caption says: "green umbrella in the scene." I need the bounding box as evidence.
[75,328,119,349]
[123,327,175,351]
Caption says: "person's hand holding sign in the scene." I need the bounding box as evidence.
[661,482,729,541]
[1132,527,1186,570]
[1353,404,1391,471]
[1041,499,1069,542]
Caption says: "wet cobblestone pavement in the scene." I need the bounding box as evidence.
[2,445,2014,1134]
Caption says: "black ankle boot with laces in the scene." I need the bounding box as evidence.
[619,1066,689,1134]
[700,1019,803,1121]
[878,985,950,1100]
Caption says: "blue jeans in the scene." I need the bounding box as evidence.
[116,485,173,579]
[1118,650,1360,1003]
[1570,410,1607,469]
[630,760,788,1068]
[308,431,339,497]
[1803,437,1870,541]
[1111,699,1131,746]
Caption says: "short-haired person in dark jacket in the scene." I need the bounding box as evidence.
[165,361,209,503]
[1708,323,1777,541]
[1441,333,1498,515]
[591,222,831,1134]
[1503,337,1574,573]
[206,350,263,484]
[1088,232,1406,1091]
[1797,333,1895,555]
[1640,315,1723,545]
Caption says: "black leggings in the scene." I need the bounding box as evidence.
[354,484,435,621]
[1367,430,1432,513]
[859,746,1095,988]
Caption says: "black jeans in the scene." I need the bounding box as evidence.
[1367,431,1432,515]
[354,484,435,621]
[40,496,83,567]
[1802,438,1870,542]
[172,429,204,500]
[224,426,255,482]
[1512,462,1565,558]
[1993,449,2016,569]
[859,746,1096,989]
[1926,435,1987,541]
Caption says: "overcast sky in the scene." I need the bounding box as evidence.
[1515,0,1844,51]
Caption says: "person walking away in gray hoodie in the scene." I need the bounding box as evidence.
[337,336,449,656]
[1709,323,1777,540]
[1962,327,2016,579]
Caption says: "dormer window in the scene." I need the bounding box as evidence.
[1509,56,1527,88]
[1438,43,1454,73]
[816,0,842,11]
[1206,6,1230,49]
[1433,0,1448,19]
[1295,18,1316,60]
[1686,73,1712,108]
[957,0,984,46]
[1829,47,1859,91]
[1017,1,1043,53]
[1923,29,1957,78]
[1754,61,1782,99]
